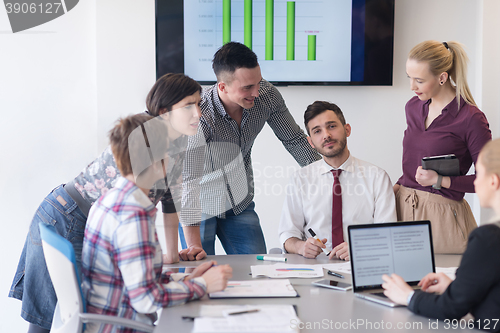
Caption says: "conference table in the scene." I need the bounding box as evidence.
[154,254,478,332]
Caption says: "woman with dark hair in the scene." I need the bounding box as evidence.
[9,73,206,333]
[81,113,232,333]
[394,40,491,254]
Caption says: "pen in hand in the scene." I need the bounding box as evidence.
[327,270,344,279]
[308,228,332,256]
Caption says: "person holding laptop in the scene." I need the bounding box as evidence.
[383,139,500,331]
[394,40,491,254]
[278,101,397,260]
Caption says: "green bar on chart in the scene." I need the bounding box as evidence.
[265,0,273,60]
[308,35,316,60]
[286,2,295,60]
[244,0,252,48]
[223,0,231,44]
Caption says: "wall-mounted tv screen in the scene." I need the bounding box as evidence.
[156,0,394,86]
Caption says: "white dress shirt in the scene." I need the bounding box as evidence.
[279,154,397,251]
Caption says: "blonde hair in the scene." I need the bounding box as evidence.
[480,139,500,177]
[408,40,475,107]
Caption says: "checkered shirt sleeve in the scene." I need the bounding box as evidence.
[179,80,321,226]
[82,178,206,332]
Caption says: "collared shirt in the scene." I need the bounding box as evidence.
[397,96,491,201]
[180,79,321,225]
[82,177,206,333]
[279,155,397,250]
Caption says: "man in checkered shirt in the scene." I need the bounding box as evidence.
[179,42,321,256]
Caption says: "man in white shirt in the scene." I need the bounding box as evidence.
[278,101,397,261]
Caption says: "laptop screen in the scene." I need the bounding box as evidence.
[348,221,435,291]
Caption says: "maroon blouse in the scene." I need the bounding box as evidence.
[397,96,491,201]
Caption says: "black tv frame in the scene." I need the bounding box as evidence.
[155,0,394,86]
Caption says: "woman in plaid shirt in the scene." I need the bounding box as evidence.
[82,114,232,333]
[10,74,213,333]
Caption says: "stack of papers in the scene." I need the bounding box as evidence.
[322,262,352,275]
[208,279,298,298]
[251,264,324,278]
[192,304,300,333]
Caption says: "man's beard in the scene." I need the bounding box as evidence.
[317,136,347,158]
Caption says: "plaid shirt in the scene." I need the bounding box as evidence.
[180,80,321,225]
[82,177,206,333]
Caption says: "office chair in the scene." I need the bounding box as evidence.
[268,248,283,254]
[39,222,154,333]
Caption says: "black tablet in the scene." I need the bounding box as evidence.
[421,154,460,176]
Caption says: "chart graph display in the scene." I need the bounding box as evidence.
[184,0,352,82]
[156,0,395,85]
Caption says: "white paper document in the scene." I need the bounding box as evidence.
[322,262,352,275]
[436,266,458,280]
[192,304,300,333]
[251,263,324,278]
[208,279,298,298]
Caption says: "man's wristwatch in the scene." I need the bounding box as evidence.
[432,174,443,190]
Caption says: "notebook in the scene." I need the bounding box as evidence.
[347,221,435,307]
[421,154,460,176]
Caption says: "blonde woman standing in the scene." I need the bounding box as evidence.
[394,41,491,253]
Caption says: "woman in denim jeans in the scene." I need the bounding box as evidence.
[9,73,205,333]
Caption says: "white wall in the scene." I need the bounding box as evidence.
[95,0,156,150]
[1,1,498,331]
[476,0,500,222]
[0,0,154,331]
[0,1,98,331]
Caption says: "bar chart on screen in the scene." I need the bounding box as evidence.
[183,0,352,82]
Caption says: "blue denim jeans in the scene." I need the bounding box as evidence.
[9,185,87,330]
[178,201,267,255]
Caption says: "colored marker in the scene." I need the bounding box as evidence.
[308,228,332,256]
[256,255,287,262]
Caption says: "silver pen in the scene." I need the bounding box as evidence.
[327,270,344,279]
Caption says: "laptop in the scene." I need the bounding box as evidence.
[347,221,435,307]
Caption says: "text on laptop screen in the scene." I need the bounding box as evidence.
[350,224,433,288]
